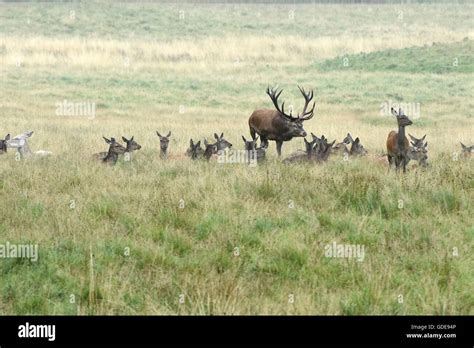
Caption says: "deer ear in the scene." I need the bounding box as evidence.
[103,136,111,144]
[242,136,246,143]
[122,136,128,143]
[131,136,134,141]
[304,138,309,144]
[424,142,428,148]
[167,131,171,137]
[354,137,360,144]
[157,131,162,138]
[110,137,116,143]
[391,108,398,116]
[214,133,219,140]
[190,139,194,147]
[196,141,201,147]
[204,139,208,146]
[220,133,224,139]
[460,142,466,149]
[5,134,10,141]
[421,134,426,141]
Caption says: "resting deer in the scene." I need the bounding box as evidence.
[242,136,266,163]
[203,139,217,161]
[349,137,368,156]
[7,131,52,157]
[283,138,317,163]
[408,134,426,149]
[0,134,10,155]
[99,137,127,165]
[94,136,140,160]
[186,139,203,160]
[460,143,473,158]
[386,108,413,173]
[156,131,171,159]
[213,133,232,153]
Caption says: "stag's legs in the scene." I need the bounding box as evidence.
[387,155,394,169]
[276,141,283,157]
[260,136,269,149]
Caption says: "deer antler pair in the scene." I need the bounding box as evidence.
[266,85,315,121]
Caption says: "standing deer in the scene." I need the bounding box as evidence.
[460,143,473,158]
[0,134,10,155]
[99,137,127,165]
[249,86,315,156]
[156,131,171,159]
[386,108,413,173]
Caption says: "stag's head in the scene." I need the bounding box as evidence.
[391,108,413,127]
[267,86,315,138]
[0,134,10,154]
[349,137,368,156]
[122,136,141,152]
[157,131,171,154]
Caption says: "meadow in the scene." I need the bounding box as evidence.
[0,1,473,315]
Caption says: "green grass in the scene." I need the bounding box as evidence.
[318,39,474,74]
[0,1,473,315]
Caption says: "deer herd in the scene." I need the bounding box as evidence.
[0,86,472,171]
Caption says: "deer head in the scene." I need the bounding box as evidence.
[102,137,127,165]
[157,131,171,158]
[267,86,315,138]
[408,134,426,148]
[391,108,413,127]
[214,133,232,152]
[242,135,258,151]
[187,139,203,160]
[349,137,368,156]
[0,134,10,154]
[460,142,473,157]
[203,139,217,161]
[122,136,141,152]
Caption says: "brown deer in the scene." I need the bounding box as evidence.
[186,139,203,160]
[386,108,413,173]
[283,137,317,163]
[203,139,217,161]
[460,143,473,158]
[213,133,232,153]
[156,131,171,159]
[98,137,127,165]
[0,134,10,155]
[249,86,315,157]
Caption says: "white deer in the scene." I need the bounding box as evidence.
[6,131,52,158]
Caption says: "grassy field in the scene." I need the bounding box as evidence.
[0,1,473,315]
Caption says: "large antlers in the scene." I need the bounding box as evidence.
[266,86,315,121]
[297,85,315,121]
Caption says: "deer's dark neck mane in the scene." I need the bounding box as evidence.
[397,124,406,152]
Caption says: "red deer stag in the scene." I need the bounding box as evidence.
[386,108,413,173]
[248,86,315,156]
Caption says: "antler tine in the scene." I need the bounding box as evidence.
[297,86,315,120]
[266,85,296,120]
